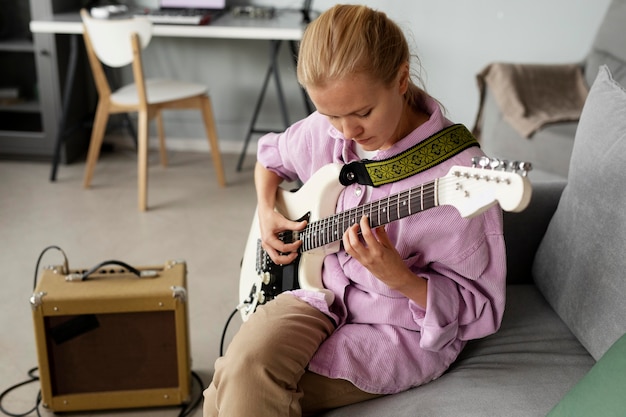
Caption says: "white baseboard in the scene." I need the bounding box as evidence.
[106,133,258,155]
[152,137,257,155]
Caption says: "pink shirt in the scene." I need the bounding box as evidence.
[257,97,506,394]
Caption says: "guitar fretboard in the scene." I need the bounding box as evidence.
[299,180,438,252]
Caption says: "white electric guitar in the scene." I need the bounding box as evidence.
[239,157,532,321]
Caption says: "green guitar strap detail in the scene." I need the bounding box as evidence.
[339,124,479,187]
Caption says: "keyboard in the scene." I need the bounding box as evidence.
[133,8,223,25]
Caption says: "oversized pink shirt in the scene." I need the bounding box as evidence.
[257,97,506,395]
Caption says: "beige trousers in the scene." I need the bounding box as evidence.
[203,294,383,416]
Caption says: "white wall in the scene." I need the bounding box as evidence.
[264,0,612,126]
[393,0,611,126]
[127,0,612,153]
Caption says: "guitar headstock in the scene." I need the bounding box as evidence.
[438,157,533,218]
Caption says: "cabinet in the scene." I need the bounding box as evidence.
[0,0,90,162]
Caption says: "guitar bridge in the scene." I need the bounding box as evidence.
[249,237,300,310]
[255,239,271,275]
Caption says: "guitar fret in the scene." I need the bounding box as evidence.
[326,217,332,247]
[309,224,315,250]
[395,194,401,221]
[368,200,377,228]
[303,229,310,252]
[325,217,332,245]
[382,200,387,227]
[388,194,397,222]
[398,190,409,219]
[406,191,411,217]
[317,218,324,247]
[316,219,323,247]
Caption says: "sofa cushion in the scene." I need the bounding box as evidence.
[532,65,626,360]
[320,286,593,417]
[546,332,626,417]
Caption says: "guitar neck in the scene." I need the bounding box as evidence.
[299,179,438,252]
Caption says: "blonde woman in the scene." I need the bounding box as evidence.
[204,4,506,416]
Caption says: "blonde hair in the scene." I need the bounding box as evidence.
[297,4,428,112]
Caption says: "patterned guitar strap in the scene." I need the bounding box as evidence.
[339,124,479,187]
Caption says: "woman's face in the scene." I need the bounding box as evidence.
[307,69,409,152]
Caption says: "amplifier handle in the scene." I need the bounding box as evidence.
[65,260,159,282]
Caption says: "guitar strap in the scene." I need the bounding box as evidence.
[339,124,479,187]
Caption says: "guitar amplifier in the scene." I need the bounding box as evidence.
[30,259,192,412]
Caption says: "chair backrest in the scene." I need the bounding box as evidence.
[80,9,153,68]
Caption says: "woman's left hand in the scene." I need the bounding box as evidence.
[343,215,427,306]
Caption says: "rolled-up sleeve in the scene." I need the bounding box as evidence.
[257,112,340,183]
[414,273,460,351]
[411,226,507,351]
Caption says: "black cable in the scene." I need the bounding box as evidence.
[0,367,41,417]
[177,371,205,417]
[1,368,205,417]
[1,245,70,417]
[220,308,240,356]
[32,245,68,290]
[78,259,142,280]
[2,245,64,417]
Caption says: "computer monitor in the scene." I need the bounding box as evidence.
[159,0,226,9]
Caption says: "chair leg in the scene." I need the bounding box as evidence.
[156,110,168,167]
[83,101,110,188]
[137,110,150,211]
[200,95,226,187]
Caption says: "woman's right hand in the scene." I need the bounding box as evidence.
[257,206,306,266]
[254,162,306,266]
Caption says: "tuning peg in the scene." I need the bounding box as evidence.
[492,159,508,171]
[518,161,533,177]
[506,161,520,172]
[489,158,503,170]
[472,156,492,169]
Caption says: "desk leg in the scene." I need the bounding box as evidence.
[236,40,290,172]
[49,34,78,182]
[272,41,290,128]
[289,40,313,115]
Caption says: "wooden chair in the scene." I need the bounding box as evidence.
[80,9,226,211]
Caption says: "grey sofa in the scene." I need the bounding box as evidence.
[474,0,626,180]
[319,65,626,417]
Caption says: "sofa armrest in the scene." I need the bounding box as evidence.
[503,180,566,284]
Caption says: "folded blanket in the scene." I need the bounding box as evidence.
[473,62,589,138]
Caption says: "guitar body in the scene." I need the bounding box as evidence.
[239,164,345,320]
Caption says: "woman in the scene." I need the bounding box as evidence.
[204,4,506,416]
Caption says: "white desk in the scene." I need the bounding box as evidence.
[30,10,305,40]
[30,10,312,178]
